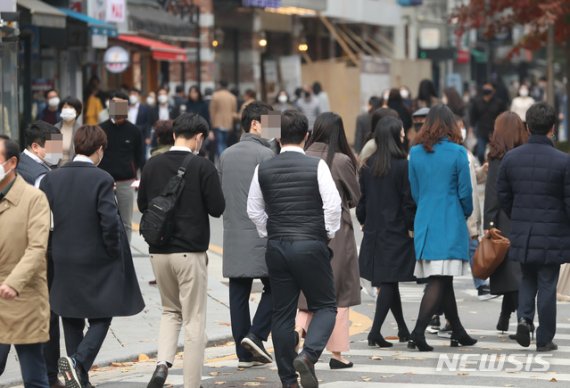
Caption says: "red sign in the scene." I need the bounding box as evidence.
[457,49,470,64]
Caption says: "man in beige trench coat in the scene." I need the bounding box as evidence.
[0,134,51,387]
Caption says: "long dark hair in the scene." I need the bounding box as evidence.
[443,87,466,117]
[370,116,407,176]
[417,79,437,105]
[306,112,357,170]
[188,85,203,102]
[413,104,462,152]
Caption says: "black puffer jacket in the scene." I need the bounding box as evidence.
[497,135,570,265]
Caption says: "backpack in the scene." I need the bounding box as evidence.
[139,154,193,247]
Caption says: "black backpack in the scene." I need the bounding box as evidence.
[140,154,193,247]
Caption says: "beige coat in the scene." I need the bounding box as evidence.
[209,89,237,130]
[0,176,50,344]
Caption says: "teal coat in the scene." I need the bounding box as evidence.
[409,139,473,261]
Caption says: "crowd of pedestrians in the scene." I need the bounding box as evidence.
[1,75,570,388]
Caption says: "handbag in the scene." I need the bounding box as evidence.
[472,227,510,280]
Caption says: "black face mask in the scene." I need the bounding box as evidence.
[414,122,423,131]
[304,92,311,99]
[482,89,494,96]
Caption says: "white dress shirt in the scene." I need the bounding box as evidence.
[23,149,48,188]
[158,105,170,121]
[247,145,342,239]
[128,103,140,124]
[73,155,94,164]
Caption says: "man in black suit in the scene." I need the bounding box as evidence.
[247,110,342,388]
[128,88,153,159]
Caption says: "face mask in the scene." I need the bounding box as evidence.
[304,91,311,99]
[414,122,423,131]
[129,95,139,105]
[441,95,448,105]
[400,89,410,99]
[180,104,187,113]
[44,153,62,166]
[48,97,60,108]
[482,88,493,96]
[383,91,390,101]
[0,161,12,182]
[158,95,169,105]
[60,108,77,122]
[460,128,467,142]
[278,94,288,103]
[146,97,156,106]
[519,88,529,97]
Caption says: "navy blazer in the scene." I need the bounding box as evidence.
[498,135,570,265]
[134,104,153,139]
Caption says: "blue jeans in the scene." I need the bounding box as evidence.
[16,343,49,388]
[469,238,487,289]
[476,135,489,164]
[214,128,230,157]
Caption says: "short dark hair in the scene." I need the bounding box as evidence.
[25,121,61,148]
[175,85,184,94]
[371,107,399,135]
[44,88,57,99]
[219,80,229,89]
[368,96,382,110]
[111,90,129,101]
[241,102,272,132]
[244,89,256,100]
[130,88,141,95]
[173,113,209,140]
[74,125,107,156]
[281,110,308,145]
[526,102,557,135]
[59,96,83,117]
[0,134,20,164]
[154,120,175,146]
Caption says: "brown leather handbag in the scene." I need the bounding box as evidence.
[472,228,511,280]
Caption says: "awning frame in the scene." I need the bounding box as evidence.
[57,8,118,37]
[17,0,66,29]
[117,34,188,62]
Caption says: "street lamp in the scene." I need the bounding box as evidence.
[258,31,267,48]
[298,38,308,52]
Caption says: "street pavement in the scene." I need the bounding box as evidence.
[3,211,570,388]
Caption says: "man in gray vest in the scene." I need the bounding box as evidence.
[247,110,341,388]
[219,102,275,368]
[17,121,62,187]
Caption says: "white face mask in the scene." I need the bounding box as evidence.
[0,161,12,182]
[146,97,156,106]
[48,97,60,108]
[442,95,448,105]
[158,95,169,105]
[461,128,467,142]
[44,153,62,166]
[60,108,77,122]
[278,94,288,103]
[129,95,139,105]
[383,91,390,101]
[519,88,529,97]
[400,89,410,99]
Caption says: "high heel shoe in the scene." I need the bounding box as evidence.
[367,333,393,348]
[496,314,510,333]
[515,318,534,348]
[407,332,433,352]
[398,328,411,343]
[450,332,478,347]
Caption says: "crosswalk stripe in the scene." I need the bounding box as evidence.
[321,383,508,388]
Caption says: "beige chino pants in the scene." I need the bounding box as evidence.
[150,252,208,388]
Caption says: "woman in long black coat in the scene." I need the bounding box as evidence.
[40,125,144,388]
[484,111,527,334]
[357,116,416,348]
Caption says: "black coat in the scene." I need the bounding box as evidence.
[357,157,416,285]
[484,158,521,294]
[40,161,145,319]
[497,135,570,266]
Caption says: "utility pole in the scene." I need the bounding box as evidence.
[546,23,555,107]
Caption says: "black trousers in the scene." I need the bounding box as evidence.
[229,277,273,361]
[518,263,560,346]
[44,255,60,384]
[266,239,337,385]
[61,317,112,385]
[0,343,9,375]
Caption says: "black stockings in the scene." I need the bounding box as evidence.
[370,283,408,336]
[413,276,464,336]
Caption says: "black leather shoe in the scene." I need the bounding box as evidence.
[537,342,558,352]
[241,333,273,363]
[515,318,533,348]
[329,358,353,369]
[147,364,168,388]
[293,353,318,388]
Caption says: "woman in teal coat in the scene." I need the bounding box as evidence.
[407,105,477,351]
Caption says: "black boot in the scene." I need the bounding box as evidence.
[367,333,393,348]
[407,331,433,352]
[496,313,510,333]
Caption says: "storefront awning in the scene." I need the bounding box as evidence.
[128,2,194,39]
[17,0,66,29]
[117,35,188,62]
[58,8,118,37]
